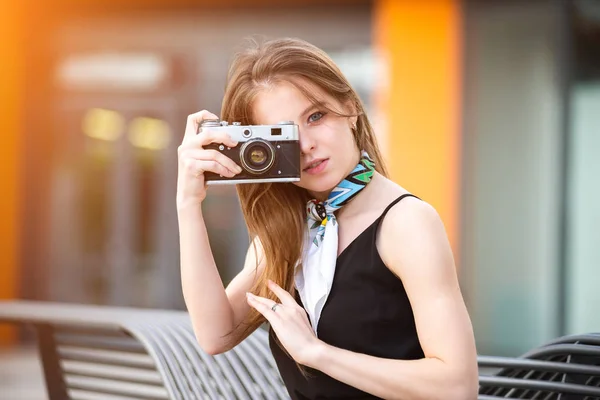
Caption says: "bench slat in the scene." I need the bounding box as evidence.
[66,375,170,399]
[62,360,164,385]
[59,347,156,370]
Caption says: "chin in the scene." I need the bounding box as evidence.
[296,174,341,199]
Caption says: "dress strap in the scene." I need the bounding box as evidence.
[378,193,420,221]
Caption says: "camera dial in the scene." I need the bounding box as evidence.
[199,119,221,127]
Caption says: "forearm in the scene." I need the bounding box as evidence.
[177,201,235,353]
[310,343,477,400]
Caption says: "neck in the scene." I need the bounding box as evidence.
[309,189,330,203]
[335,171,382,219]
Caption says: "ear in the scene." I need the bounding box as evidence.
[344,100,358,129]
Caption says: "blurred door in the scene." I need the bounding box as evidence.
[48,94,183,308]
[462,0,600,355]
[564,4,600,335]
[461,0,564,356]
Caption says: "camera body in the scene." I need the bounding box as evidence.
[200,119,301,185]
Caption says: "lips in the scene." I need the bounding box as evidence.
[303,158,327,171]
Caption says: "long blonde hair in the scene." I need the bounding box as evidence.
[220,37,388,339]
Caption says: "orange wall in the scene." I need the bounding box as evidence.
[374,0,462,261]
[0,0,21,344]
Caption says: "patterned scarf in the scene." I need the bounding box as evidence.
[295,151,375,335]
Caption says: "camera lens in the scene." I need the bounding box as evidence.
[240,139,275,175]
[249,147,267,165]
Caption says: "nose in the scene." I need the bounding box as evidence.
[299,128,316,155]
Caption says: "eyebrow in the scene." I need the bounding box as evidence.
[300,101,327,118]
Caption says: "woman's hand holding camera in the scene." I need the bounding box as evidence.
[176,110,242,207]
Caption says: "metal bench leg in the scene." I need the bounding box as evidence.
[36,324,69,400]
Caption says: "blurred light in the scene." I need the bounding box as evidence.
[128,117,171,150]
[56,52,167,91]
[82,108,124,141]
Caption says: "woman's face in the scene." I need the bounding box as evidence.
[252,79,360,201]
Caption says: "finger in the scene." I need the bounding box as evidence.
[184,110,219,140]
[183,149,242,175]
[246,293,278,320]
[194,129,239,149]
[248,293,278,309]
[195,159,237,178]
[267,280,297,307]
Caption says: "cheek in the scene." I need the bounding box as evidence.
[342,129,359,153]
[321,123,354,146]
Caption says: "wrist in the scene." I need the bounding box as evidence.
[176,198,204,215]
[304,339,330,370]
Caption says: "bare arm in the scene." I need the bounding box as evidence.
[178,203,265,355]
[177,110,265,355]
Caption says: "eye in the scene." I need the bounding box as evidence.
[308,111,325,123]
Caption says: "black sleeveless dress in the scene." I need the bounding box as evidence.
[269,194,425,399]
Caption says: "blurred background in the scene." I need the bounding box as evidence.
[0,0,599,396]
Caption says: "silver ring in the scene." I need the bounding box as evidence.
[271,303,279,312]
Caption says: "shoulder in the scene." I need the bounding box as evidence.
[377,195,456,282]
[381,196,443,238]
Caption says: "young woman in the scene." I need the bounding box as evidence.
[177,37,478,399]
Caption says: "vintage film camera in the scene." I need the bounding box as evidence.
[200,119,301,184]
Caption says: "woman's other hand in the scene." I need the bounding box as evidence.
[246,280,325,368]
